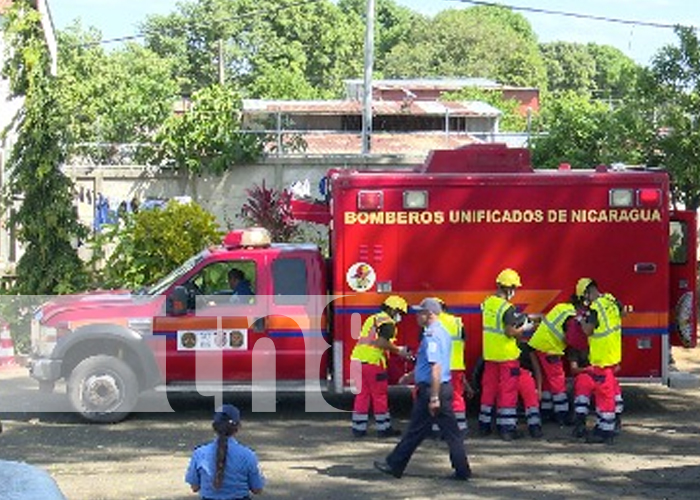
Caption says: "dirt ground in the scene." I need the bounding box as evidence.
[2,347,700,500]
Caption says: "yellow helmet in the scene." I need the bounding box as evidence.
[496,268,522,288]
[383,295,408,314]
[576,278,594,298]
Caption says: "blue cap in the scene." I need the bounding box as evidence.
[411,297,442,314]
[213,404,240,424]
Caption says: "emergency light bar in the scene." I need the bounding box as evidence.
[357,191,383,211]
[223,227,272,249]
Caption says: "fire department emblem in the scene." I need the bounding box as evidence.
[346,262,376,292]
[230,330,245,348]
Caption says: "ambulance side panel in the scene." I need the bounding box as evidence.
[331,169,671,388]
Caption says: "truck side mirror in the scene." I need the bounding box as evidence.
[167,286,189,316]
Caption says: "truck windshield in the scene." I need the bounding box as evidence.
[139,251,208,296]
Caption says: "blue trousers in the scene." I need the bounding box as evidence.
[385,382,471,478]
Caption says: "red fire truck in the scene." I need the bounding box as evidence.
[28,144,696,422]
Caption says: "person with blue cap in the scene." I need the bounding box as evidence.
[186,404,265,499]
[374,297,471,481]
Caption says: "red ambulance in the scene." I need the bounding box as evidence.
[28,144,696,422]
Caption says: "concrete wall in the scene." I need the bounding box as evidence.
[64,156,422,233]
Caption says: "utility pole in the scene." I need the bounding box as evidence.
[361,0,375,155]
[218,39,225,85]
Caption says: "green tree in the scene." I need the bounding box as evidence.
[530,91,646,169]
[382,6,547,89]
[56,23,179,162]
[338,0,428,73]
[141,0,364,99]
[1,1,89,294]
[101,201,222,289]
[541,41,639,99]
[540,42,597,95]
[642,26,700,209]
[152,84,265,173]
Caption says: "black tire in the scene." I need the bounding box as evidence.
[67,355,139,423]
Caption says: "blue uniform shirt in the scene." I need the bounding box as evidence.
[185,437,265,499]
[414,320,452,384]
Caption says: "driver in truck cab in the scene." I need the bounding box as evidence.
[228,268,254,304]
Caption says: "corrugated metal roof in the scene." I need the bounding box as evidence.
[269,131,482,156]
[243,99,501,117]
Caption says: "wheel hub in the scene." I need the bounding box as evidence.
[83,374,121,410]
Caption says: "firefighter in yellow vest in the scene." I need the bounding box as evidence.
[350,295,411,438]
[479,268,542,440]
[429,299,473,437]
[574,278,623,444]
[528,298,578,425]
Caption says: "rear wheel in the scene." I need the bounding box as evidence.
[68,355,138,423]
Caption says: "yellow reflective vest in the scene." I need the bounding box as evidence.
[350,312,396,367]
[589,293,622,367]
[482,295,521,362]
[528,303,577,355]
[439,311,465,371]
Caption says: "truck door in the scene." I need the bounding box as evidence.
[155,257,264,382]
[267,253,325,381]
[669,211,697,347]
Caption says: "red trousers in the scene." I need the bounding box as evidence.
[479,360,519,432]
[573,366,617,436]
[451,370,467,412]
[352,362,391,433]
[535,351,569,418]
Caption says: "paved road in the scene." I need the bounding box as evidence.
[1,350,700,500]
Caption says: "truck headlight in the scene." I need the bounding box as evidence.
[31,319,57,357]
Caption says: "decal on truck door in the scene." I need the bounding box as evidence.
[177,329,248,351]
[346,262,376,292]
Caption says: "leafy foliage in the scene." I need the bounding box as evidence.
[240,181,298,242]
[141,0,364,99]
[1,1,89,295]
[641,26,700,209]
[55,23,179,163]
[540,41,639,99]
[100,201,222,289]
[381,6,547,89]
[530,91,647,169]
[152,84,265,173]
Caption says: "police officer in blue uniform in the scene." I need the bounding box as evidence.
[186,404,265,500]
[374,298,472,481]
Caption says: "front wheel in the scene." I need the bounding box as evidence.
[68,355,138,423]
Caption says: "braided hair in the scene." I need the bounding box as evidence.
[212,419,238,490]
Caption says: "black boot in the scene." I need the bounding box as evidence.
[572,416,587,438]
[614,414,622,436]
[529,425,543,439]
[585,428,614,445]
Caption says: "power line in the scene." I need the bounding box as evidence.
[77,0,323,48]
[454,0,696,30]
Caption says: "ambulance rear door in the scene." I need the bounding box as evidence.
[669,210,697,348]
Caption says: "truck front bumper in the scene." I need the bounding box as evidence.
[29,357,62,383]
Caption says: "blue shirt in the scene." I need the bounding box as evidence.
[414,320,452,384]
[230,280,254,303]
[185,437,265,499]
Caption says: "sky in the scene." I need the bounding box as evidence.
[47,0,700,66]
